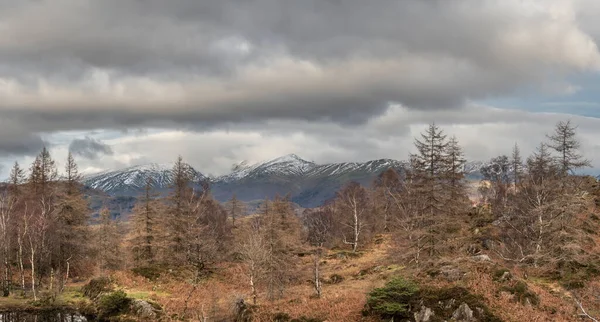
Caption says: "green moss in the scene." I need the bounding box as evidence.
[97,290,131,320]
[363,278,502,322]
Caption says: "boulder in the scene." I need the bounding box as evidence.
[471,254,492,262]
[440,265,466,282]
[130,299,161,320]
[414,305,435,322]
[451,303,475,322]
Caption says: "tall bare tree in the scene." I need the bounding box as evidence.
[335,182,371,253]
[546,120,590,176]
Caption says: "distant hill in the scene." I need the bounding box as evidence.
[82,154,490,212]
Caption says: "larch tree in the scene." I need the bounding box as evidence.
[129,177,161,267]
[444,135,469,214]
[227,194,245,228]
[511,143,524,189]
[97,207,123,273]
[9,162,25,196]
[53,154,90,293]
[546,120,590,176]
[166,155,194,263]
[410,123,449,220]
[409,123,450,258]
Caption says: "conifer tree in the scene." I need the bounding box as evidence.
[65,152,82,195]
[227,194,245,228]
[130,178,160,266]
[511,143,523,189]
[527,143,557,184]
[8,161,25,196]
[97,207,122,273]
[167,155,193,262]
[546,120,590,176]
[444,135,469,213]
[54,154,89,292]
[410,123,449,219]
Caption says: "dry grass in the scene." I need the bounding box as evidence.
[106,229,600,321]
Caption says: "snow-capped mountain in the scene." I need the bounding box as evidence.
[82,154,488,208]
[83,163,206,196]
[219,154,317,183]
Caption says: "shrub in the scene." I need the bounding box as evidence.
[131,265,162,281]
[273,312,291,321]
[365,277,419,319]
[98,290,131,319]
[501,281,539,306]
[492,268,512,282]
[82,276,113,300]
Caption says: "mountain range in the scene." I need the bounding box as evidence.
[83,154,488,211]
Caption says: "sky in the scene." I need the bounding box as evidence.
[2,0,600,177]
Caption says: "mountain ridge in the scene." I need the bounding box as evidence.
[82,154,487,208]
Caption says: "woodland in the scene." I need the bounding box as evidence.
[1,120,600,321]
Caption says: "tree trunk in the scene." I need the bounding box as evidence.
[314,247,322,298]
[63,257,71,293]
[30,250,36,301]
[250,268,257,305]
[3,246,9,297]
[17,236,24,293]
[352,199,359,253]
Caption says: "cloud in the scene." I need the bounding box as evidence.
[0,118,46,156]
[68,136,113,160]
[0,0,598,138]
[48,105,599,178]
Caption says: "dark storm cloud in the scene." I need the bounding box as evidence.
[69,137,113,160]
[0,119,46,156]
[0,134,45,157]
[0,0,597,139]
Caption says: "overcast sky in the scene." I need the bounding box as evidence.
[2,0,600,177]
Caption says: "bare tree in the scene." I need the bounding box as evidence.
[227,194,245,228]
[240,220,269,305]
[546,120,590,176]
[335,182,370,253]
[304,207,334,298]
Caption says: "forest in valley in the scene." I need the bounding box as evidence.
[1,120,600,321]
